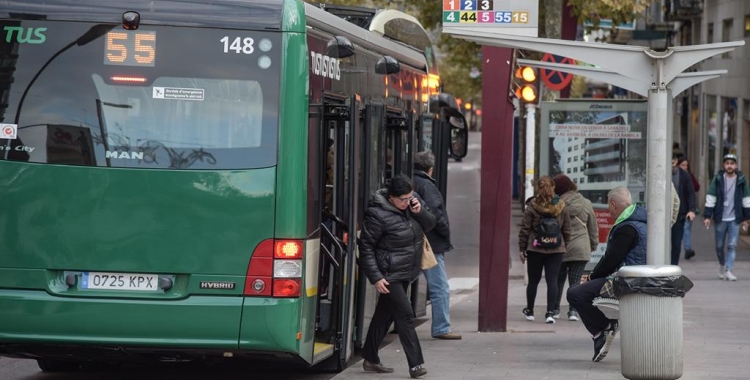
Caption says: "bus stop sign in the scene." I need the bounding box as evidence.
[540,53,575,91]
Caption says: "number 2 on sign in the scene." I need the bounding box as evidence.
[461,0,476,10]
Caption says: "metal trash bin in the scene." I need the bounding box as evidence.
[616,265,692,380]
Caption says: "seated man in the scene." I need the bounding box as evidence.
[567,186,647,363]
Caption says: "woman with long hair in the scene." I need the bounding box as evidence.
[518,176,572,323]
[551,174,598,321]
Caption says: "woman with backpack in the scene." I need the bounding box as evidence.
[518,176,572,324]
[551,174,599,322]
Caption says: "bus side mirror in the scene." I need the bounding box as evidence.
[375,56,400,75]
[448,115,468,159]
[327,36,354,59]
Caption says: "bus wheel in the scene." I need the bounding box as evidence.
[37,358,82,372]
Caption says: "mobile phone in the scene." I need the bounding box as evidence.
[410,198,419,208]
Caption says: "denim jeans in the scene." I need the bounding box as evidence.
[714,220,740,271]
[671,219,686,265]
[423,252,450,337]
[683,218,693,251]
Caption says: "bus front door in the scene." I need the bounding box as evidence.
[314,94,361,371]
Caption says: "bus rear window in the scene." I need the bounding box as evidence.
[0,21,280,170]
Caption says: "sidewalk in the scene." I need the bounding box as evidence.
[333,201,750,380]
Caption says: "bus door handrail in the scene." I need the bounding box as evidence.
[320,222,345,270]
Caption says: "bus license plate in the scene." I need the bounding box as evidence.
[82,272,159,291]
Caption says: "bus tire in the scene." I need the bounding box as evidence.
[37,358,82,373]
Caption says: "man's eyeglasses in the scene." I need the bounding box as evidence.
[397,196,414,203]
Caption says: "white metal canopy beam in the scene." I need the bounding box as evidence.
[444,26,744,90]
[517,58,727,99]
[444,26,651,82]
[516,58,650,96]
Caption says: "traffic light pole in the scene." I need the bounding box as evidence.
[523,103,535,205]
[443,26,744,266]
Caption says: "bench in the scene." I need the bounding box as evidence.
[593,297,620,320]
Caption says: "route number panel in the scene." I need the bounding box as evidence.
[443,0,539,37]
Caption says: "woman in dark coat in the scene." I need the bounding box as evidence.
[518,176,572,324]
[359,174,436,379]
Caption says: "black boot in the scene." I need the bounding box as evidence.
[685,249,695,259]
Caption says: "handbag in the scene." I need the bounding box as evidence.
[421,234,438,270]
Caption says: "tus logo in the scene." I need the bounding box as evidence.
[4,26,47,44]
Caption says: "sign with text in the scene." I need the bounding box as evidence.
[442,0,539,37]
[539,100,648,270]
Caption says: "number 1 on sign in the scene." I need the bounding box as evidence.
[443,0,459,11]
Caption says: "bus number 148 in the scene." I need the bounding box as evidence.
[220,36,255,54]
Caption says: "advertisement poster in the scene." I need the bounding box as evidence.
[539,100,648,270]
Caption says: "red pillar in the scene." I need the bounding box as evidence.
[478,46,514,332]
[560,0,577,98]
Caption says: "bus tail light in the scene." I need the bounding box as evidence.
[110,75,147,83]
[244,239,273,296]
[244,239,304,298]
[273,278,301,297]
[274,260,302,278]
[275,240,302,259]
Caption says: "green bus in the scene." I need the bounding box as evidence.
[0,0,467,372]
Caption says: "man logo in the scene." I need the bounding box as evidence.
[106,151,144,160]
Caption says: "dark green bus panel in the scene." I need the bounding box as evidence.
[0,0,314,367]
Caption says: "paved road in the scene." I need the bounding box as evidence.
[0,358,338,380]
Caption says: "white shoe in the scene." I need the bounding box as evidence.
[719,266,726,279]
[725,270,737,281]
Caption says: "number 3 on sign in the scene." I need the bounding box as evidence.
[220,36,255,54]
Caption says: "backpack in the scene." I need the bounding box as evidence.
[534,214,562,248]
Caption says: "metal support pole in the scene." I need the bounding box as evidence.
[524,103,536,203]
[645,57,674,265]
[523,103,536,286]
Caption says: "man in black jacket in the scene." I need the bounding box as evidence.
[413,151,461,340]
[671,154,696,265]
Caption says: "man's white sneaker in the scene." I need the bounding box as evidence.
[725,270,737,281]
[719,266,726,279]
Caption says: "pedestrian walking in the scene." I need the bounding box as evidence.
[413,151,462,340]
[518,176,572,324]
[703,154,750,281]
[567,186,647,362]
[551,174,598,322]
[671,154,696,265]
[678,157,700,259]
[359,174,435,378]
